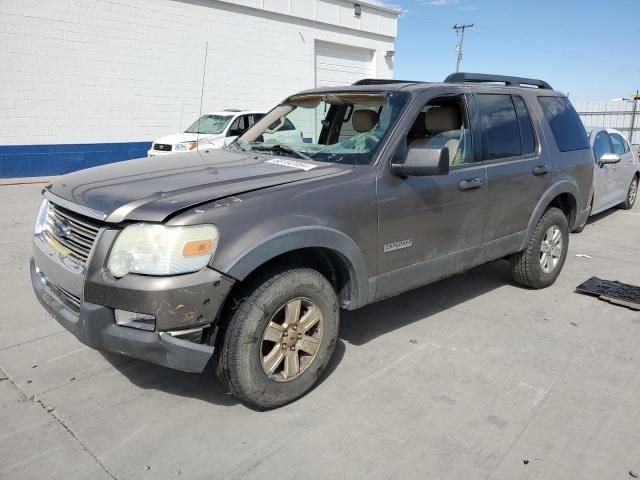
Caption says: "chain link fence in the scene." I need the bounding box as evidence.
[573,97,639,153]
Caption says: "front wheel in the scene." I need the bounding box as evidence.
[511,207,569,289]
[620,176,638,210]
[214,267,339,409]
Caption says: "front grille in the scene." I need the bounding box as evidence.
[44,203,101,265]
[153,143,172,151]
[51,281,81,311]
[35,267,81,312]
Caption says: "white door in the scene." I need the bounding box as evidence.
[609,131,635,200]
[315,41,375,87]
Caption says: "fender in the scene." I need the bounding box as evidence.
[520,180,579,251]
[223,226,370,309]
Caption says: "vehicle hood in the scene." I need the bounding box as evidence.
[45,150,350,223]
[153,132,222,145]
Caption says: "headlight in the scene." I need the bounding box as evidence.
[107,224,219,278]
[34,198,49,235]
[174,141,197,152]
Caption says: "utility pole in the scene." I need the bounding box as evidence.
[631,89,639,146]
[453,23,474,72]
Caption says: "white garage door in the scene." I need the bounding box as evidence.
[315,41,375,87]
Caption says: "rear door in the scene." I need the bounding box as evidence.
[609,131,635,200]
[474,92,553,245]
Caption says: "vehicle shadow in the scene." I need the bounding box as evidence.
[340,259,512,346]
[578,208,618,230]
[103,259,513,406]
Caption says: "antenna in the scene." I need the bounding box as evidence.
[453,23,474,73]
[196,42,209,150]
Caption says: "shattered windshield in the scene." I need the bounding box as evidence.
[185,114,233,134]
[233,92,408,165]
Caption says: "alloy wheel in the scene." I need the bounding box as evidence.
[540,225,563,274]
[260,297,323,382]
[629,178,638,206]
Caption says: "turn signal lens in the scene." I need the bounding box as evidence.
[182,239,213,257]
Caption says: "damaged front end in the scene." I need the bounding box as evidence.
[30,196,234,373]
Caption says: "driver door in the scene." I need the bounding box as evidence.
[375,92,488,300]
[592,131,616,210]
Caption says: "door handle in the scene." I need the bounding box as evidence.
[532,165,550,176]
[458,177,483,191]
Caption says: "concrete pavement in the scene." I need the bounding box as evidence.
[1,183,639,479]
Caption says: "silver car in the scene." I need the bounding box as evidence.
[586,128,639,215]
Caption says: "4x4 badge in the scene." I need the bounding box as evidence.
[384,239,413,253]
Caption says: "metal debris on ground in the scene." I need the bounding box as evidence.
[575,254,592,259]
[576,277,640,311]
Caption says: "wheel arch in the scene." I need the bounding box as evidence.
[222,227,370,310]
[520,182,579,251]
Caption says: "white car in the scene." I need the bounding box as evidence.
[148,110,304,156]
[148,110,265,156]
[586,127,639,215]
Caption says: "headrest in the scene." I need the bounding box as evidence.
[424,106,460,134]
[352,110,379,133]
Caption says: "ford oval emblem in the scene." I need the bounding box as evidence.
[54,219,72,238]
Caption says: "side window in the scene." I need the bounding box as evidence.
[538,96,590,152]
[610,133,626,155]
[593,132,612,161]
[405,95,472,166]
[228,116,248,136]
[512,96,536,155]
[477,94,521,160]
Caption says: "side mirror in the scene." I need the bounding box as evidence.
[600,153,621,165]
[391,146,450,177]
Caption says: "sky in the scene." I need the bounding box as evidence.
[380,0,639,100]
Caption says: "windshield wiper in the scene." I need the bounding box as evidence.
[249,143,312,160]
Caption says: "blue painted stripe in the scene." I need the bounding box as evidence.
[0,142,152,178]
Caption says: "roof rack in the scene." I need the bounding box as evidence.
[444,72,552,90]
[352,78,424,86]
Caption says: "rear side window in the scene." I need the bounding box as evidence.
[538,96,590,152]
[512,96,536,155]
[477,94,521,160]
[609,133,626,154]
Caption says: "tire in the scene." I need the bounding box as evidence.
[511,207,569,289]
[620,175,638,210]
[214,267,339,409]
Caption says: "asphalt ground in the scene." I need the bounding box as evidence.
[1,182,639,480]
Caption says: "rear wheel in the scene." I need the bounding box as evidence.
[620,176,638,210]
[511,207,569,289]
[214,267,339,409]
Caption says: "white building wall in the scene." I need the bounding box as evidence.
[1,0,397,147]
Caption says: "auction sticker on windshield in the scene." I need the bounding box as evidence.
[265,159,317,171]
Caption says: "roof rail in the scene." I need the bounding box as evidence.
[444,72,552,90]
[352,78,424,86]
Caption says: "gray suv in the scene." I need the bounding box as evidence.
[31,73,593,409]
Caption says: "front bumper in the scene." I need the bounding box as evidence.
[31,253,234,373]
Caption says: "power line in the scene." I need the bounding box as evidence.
[453,23,474,72]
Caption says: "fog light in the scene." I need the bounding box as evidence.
[115,309,156,331]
